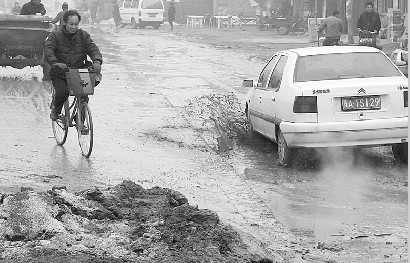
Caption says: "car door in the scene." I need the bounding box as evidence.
[261,55,288,141]
[249,55,279,134]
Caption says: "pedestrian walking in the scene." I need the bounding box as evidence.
[317,10,344,46]
[112,2,122,28]
[168,1,176,30]
[44,9,102,121]
[90,0,98,24]
[51,2,68,29]
[12,2,22,15]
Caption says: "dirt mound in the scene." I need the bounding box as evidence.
[0,180,272,263]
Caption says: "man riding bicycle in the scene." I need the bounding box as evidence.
[44,9,102,121]
[357,2,381,48]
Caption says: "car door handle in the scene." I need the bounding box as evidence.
[271,96,276,101]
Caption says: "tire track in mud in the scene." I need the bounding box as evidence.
[98,29,309,261]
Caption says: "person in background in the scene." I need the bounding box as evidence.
[90,0,98,24]
[12,2,22,15]
[51,2,68,29]
[20,0,46,15]
[44,9,102,121]
[112,2,122,28]
[357,2,381,47]
[168,1,176,30]
[317,10,344,46]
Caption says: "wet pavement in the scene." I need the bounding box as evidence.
[0,24,407,262]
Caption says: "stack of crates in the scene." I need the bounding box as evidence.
[387,8,403,42]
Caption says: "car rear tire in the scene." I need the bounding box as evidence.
[278,129,293,166]
[392,143,408,164]
[131,18,138,29]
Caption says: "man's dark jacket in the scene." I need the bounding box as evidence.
[357,10,381,32]
[44,26,103,68]
[20,1,46,15]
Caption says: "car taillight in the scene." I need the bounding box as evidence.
[293,96,317,113]
[404,91,408,107]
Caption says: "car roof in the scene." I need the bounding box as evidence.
[287,46,381,57]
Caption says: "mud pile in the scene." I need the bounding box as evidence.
[0,180,272,263]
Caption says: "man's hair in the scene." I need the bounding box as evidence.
[63,10,82,23]
[365,2,374,7]
[332,10,339,16]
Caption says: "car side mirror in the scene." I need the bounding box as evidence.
[242,79,253,87]
[396,60,407,66]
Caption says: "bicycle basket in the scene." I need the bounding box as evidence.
[66,68,96,96]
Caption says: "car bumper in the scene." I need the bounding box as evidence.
[280,117,408,148]
[139,18,164,24]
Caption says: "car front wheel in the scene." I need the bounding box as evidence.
[278,129,293,166]
[392,143,408,163]
[246,107,255,139]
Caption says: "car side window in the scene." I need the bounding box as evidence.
[124,0,132,8]
[257,55,279,89]
[268,55,288,90]
[131,0,139,8]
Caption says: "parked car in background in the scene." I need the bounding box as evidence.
[118,0,164,29]
[243,46,408,166]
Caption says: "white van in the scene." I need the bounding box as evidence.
[118,0,165,29]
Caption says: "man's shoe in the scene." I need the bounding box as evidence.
[50,110,59,121]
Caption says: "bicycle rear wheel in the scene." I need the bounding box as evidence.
[257,22,267,31]
[77,101,93,157]
[52,103,68,145]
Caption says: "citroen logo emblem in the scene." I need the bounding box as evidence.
[358,88,366,94]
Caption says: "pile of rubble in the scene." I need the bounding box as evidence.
[0,180,272,263]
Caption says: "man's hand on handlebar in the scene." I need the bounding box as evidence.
[53,63,68,70]
[92,61,101,74]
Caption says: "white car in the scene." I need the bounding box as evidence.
[118,0,165,29]
[243,46,408,166]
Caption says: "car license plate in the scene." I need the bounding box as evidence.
[341,95,381,111]
[149,13,156,17]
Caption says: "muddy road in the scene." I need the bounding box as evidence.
[0,24,407,262]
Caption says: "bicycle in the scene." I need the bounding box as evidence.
[220,15,245,31]
[358,29,380,49]
[51,68,98,157]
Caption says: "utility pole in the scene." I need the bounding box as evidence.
[346,0,354,44]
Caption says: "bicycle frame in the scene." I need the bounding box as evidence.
[61,96,82,130]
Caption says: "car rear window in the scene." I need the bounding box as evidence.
[141,0,163,9]
[295,52,402,82]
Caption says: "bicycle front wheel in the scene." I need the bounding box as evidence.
[52,103,68,145]
[221,21,229,30]
[77,101,93,157]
